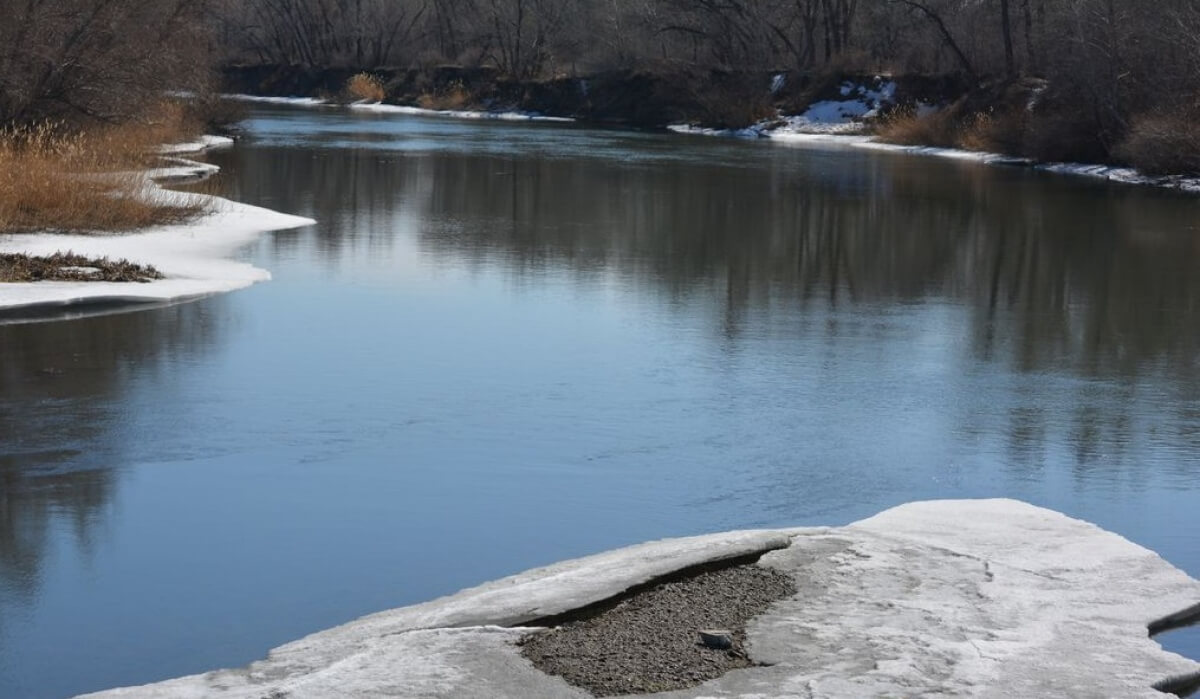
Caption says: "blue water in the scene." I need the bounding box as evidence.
[2,107,1197,697]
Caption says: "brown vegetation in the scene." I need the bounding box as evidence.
[0,107,203,235]
[345,73,387,102]
[416,80,473,110]
[213,0,1200,172]
[0,252,163,283]
[874,109,959,149]
[1117,109,1200,176]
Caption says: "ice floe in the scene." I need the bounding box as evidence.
[83,500,1199,698]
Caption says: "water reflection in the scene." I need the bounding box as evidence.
[217,127,1200,382]
[3,112,1199,695]
[0,301,224,603]
[209,127,1200,499]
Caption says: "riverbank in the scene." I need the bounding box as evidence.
[671,126,1200,194]
[220,66,1200,194]
[0,138,314,320]
[84,500,1200,698]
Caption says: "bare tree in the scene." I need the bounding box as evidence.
[0,0,215,125]
[225,0,430,68]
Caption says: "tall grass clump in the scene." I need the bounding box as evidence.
[417,80,473,110]
[0,105,202,234]
[874,108,960,148]
[875,106,1024,154]
[1116,108,1200,176]
[345,73,386,103]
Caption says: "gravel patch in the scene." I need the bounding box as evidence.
[518,563,797,696]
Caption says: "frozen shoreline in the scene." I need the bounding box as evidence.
[223,93,574,123]
[0,138,315,321]
[672,123,1200,194]
[84,499,1200,698]
[228,90,1197,193]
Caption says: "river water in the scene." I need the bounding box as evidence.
[2,107,1198,697]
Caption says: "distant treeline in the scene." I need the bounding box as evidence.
[1,1,1198,171]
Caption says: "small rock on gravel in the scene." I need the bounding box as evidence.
[518,563,796,696]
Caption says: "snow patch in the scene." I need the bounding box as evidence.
[222,94,329,107]
[220,94,574,123]
[676,117,1200,194]
[157,135,234,155]
[801,78,896,126]
[0,145,314,319]
[670,77,899,139]
[83,500,1199,698]
[349,102,573,123]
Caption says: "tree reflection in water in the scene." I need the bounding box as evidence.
[3,122,1199,690]
[213,134,1200,490]
[0,301,224,607]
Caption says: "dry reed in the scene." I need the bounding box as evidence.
[417,81,473,111]
[346,73,386,103]
[0,102,203,234]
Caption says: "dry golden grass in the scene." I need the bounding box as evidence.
[0,103,203,234]
[875,107,1023,154]
[346,73,386,103]
[1117,109,1200,176]
[873,109,960,148]
[417,81,473,111]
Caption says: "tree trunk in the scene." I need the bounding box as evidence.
[1000,0,1015,77]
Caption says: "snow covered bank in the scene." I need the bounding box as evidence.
[670,77,899,139]
[157,135,234,155]
[223,94,574,123]
[350,101,574,123]
[675,124,1200,194]
[84,500,1199,698]
[0,140,314,319]
[854,139,1200,192]
[223,94,329,108]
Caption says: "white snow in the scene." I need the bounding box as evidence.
[143,157,223,183]
[1035,161,1200,192]
[222,94,329,107]
[82,500,1199,698]
[349,101,574,123]
[675,114,1200,194]
[799,78,896,128]
[667,124,768,139]
[157,135,234,155]
[670,77,899,139]
[221,93,574,123]
[0,141,315,318]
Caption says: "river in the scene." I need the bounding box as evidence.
[2,106,1198,697]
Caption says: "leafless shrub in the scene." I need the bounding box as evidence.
[1116,108,1200,176]
[0,0,214,127]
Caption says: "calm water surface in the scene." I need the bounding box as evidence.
[2,107,1199,697]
